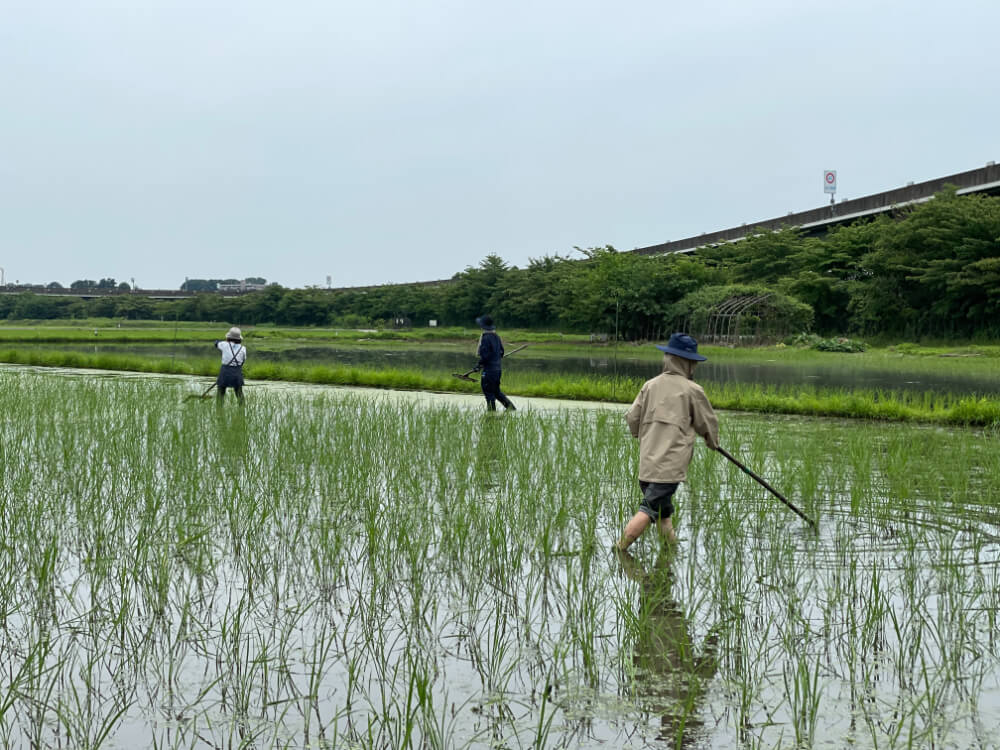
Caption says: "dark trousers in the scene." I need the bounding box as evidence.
[481,369,513,410]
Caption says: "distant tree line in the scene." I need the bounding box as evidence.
[3,188,999,339]
[36,277,269,292]
[65,278,131,290]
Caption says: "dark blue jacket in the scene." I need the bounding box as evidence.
[477,331,504,371]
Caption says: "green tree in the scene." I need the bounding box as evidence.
[852,188,1000,337]
[503,254,570,329]
[239,285,285,325]
[441,254,515,325]
[274,289,333,326]
[9,293,68,319]
[180,279,218,292]
[700,227,805,283]
[550,247,725,339]
[114,296,155,320]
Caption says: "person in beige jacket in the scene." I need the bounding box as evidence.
[616,333,719,551]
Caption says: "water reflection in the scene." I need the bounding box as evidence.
[472,412,508,493]
[23,342,1000,396]
[215,407,249,458]
[617,547,719,747]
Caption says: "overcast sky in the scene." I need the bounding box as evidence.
[2,0,997,290]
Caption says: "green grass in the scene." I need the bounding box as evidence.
[0,319,594,345]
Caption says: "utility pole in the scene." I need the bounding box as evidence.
[613,295,620,400]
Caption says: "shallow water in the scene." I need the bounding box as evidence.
[1,366,999,748]
[21,342,1000,396]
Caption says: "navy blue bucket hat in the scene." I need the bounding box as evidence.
[655,332,706,361]
[476,315,495,331]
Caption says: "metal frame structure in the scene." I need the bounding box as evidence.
[685,293,784,345]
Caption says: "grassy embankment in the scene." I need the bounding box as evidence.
[1,320,999,425]
[0,319,591,345]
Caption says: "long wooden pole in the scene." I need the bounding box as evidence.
[716,446,817,531]
[184,381,217,401]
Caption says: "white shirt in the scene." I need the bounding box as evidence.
[217,340,246,367]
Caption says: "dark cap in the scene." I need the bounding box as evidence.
[655,332,706,361]
[475,315,495,331]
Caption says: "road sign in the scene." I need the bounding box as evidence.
[824,170,837,194]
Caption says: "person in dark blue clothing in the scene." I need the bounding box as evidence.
[476,315,515,412]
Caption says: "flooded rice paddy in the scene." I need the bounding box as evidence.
[1,368,999,748]
[23,341,1000,397]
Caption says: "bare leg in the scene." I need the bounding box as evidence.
[656,516,677,543]
[617,511,653,551]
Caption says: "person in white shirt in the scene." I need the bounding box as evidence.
[214,326,247,404]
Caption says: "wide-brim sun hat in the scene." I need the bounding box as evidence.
[655,332,706,361]
[226,326,243,341]
[475,315,495,331]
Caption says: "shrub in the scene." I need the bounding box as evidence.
[785,332,822,348]
[814,337,867,353]
[330,313,371,329]
[785,332,866,352]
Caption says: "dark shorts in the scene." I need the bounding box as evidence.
[638,481,679,520]
[216,366,244,389]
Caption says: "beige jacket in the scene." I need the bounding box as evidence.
[626,355,720,483]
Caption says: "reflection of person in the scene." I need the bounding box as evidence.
[214,326,247,404]
[472,410,505,492]
[475,315,515,412]
[617,333,718,550]
[617,546,719,746]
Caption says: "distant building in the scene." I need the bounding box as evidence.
[217,280,269,293]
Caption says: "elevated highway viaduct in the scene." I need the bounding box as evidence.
[633,162,1000,257]
[3,163,997,298]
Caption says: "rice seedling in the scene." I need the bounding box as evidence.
[1,367,999,747]
[5,335,1000,424]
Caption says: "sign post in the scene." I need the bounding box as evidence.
[824,170,837,205]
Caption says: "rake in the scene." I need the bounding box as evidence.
[452,344,529,381]
[183,382,217,401]
[716,446,817,531]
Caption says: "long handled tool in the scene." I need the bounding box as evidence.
[716,446,817,531]
[184,381,217,401]
[452,344,529,382]
[452,366,480,382]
